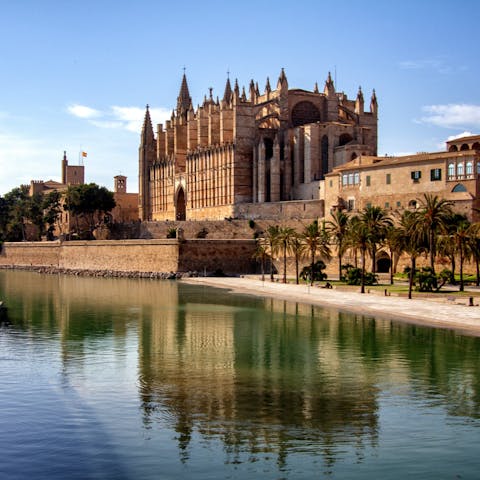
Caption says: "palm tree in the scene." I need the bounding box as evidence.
[265,225,281,282]
[360,205,393,274]
[450,219,477,292]
[302,220,331,286]
[347,214,371,293]
[384,223,402,285]
[395,210,428,299]
[417,194,453,273]
[253,238,269,282]
[469,236,480,286]
[325,209,349,281]
[437,213,468,284]
[277,226,296,283]
[290,232,307,284]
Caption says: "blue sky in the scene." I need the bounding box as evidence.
[1,0,479,195]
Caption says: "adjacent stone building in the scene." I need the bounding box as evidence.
[324,134,480,222]
[139,70,378,221]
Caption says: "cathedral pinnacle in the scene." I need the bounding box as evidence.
[233,79,240,99]
[141,105,154,145]
[223,77,233,103]
[324,71,335,96]
[265,77,271,94]
[277,68,288,89]
[176,73,192,118]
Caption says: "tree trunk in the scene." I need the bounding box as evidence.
[476,257,479,286]
[282,243,287,283]
[360,247,366,294]
[430,229,435,274]
[310,248,315,286]
[459,246,464,292]
[270,243,274,282]
[338,252,342,282]
[408,256,416,299]
[295,255,299,285]
[450,255,456,284]
[390,250,394,285]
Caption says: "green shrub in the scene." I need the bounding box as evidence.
[415,267,437,292]
[166,228,177,239]
[343,265,378,286]
[300,260,328,282]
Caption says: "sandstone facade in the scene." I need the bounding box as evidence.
[324,134,480,222]
[139,70,377,221]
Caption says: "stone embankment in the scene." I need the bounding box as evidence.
[0,264,199,279]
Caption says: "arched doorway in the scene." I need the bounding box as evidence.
[176,187,186,221]
[377,252,391,273]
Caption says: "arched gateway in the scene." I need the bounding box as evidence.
[176,187,186,221]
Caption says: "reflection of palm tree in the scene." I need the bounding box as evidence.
[418,194,453,273]
[325,210,349,280]
[302,220,331,286]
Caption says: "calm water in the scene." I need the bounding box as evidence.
[1,271,480,479]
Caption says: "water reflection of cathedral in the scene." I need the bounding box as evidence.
[4,271,480,469]
[137,286,380,466]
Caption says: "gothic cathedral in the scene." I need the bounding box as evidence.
[138,69,378,221]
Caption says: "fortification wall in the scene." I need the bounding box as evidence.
[0,239,257,275]
[179,240,256,274]
[234,199,323,220]
[0,241,61,267]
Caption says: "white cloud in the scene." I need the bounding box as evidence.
[67,104,171,133]
[0,133,61,194]
[67,104,102,119]
[420,104,480,129]
[436,131,475,150]
[445,131,474,141]
[398,58,464,75]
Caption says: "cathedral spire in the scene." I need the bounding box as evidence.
[355,86,364,114]
[223,77,232,103]
[233,78,240,100]
[176,73,192,118]
[141,104,155,145]
[249,79,256,102]
[313,82,319,94]
[241,86,247,102]
[370,89,378,115]
[324,71,335,96]
[265,77,271,94]
[277,68,288,89]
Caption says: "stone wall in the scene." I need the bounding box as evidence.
[0,238,257,275]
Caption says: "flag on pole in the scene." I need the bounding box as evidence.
[82,151,88,158]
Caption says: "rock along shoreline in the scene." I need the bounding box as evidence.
[0,264,199,279]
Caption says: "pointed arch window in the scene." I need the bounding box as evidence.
[466,161,473,178]
[448,163,455,179]
[457,162,464,178]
